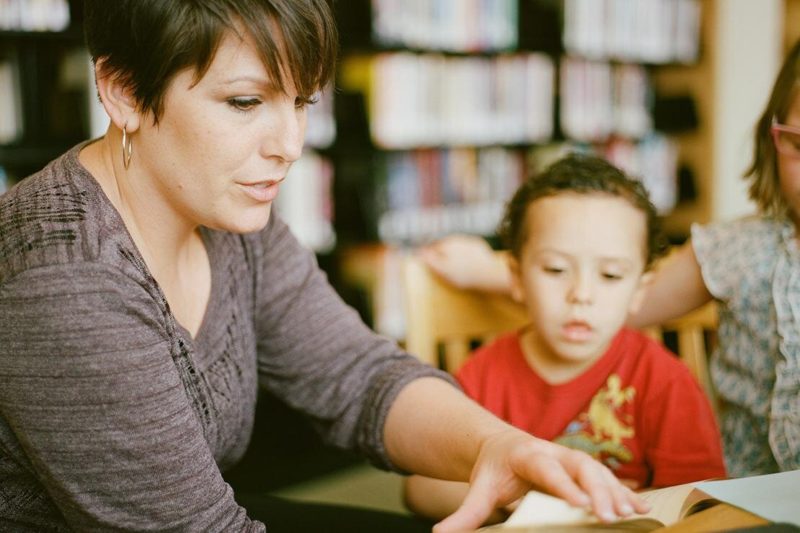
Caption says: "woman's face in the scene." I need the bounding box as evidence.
[133,30,307,234]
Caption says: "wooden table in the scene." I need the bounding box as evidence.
[659,503,768,531]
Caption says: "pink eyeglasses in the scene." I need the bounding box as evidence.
[771,118,800,158]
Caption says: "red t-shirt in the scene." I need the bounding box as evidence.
[456,328,726,487]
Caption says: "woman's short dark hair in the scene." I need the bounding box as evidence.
[745,38,800,217]
[84,0,337,123]
[498,154,668,269]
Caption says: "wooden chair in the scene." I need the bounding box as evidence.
[641,304,719,414]
[403,254,719,414]
[403,253,528,372]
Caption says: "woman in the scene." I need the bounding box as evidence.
[0,1,646,531]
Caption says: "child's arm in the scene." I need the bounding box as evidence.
[628,243,713,328]
[418,235,512,295]
[419,237,714,330]
[403,475,512,524]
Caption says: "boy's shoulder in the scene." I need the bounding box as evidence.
[613,327,697,387]
[616,327,689,376]
[458,331,523,374]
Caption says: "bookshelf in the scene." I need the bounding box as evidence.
[0,0,338,253]
[334,0,707,338]
[275,87,338,253]
[0,0,86,192]
[334,0,706,247]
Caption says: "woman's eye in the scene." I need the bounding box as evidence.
[295,95,319,109]
[227,97,261,112]
[543,266,565,275]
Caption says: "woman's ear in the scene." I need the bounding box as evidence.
[628,270,654,315]
[508,256,525,304]
[93,58,140,133]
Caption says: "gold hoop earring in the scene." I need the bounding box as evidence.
[121,123,133,170]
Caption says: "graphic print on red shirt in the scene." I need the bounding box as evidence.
[456,328,726,487]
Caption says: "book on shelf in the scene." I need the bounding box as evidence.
[362,52,554,149]
[0,59,22,144]
[370,0,518,52]
[0,0,70,32]
[562,0,700,64]
[482,481,719,532]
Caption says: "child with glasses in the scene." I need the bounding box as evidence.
[403,155,725,525]
[627,38,800,478]
[421,40,800,479]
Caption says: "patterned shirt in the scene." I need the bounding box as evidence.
[692,217,800,476]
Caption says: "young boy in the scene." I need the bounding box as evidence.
[404,154,725,524]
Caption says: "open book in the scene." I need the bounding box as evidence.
[482,482,719,532]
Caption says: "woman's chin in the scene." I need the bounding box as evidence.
[218,206,273,234]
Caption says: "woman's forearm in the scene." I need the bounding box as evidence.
[384,376,650,532]
[383,377,507,480]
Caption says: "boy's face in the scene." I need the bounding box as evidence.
[509,193,649,376]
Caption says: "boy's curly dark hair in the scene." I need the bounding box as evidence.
[498,154,668,269]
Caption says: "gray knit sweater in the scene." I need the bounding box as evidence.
[0,144,452,532]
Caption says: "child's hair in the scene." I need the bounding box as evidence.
[499,154,668,269]
[746,38,800,216]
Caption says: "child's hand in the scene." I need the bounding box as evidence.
[418,235,511,294]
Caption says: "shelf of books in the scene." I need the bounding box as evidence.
[276,87,337,253]
[0,0,338,254]
[0,0,86,188]
[334,0,704,338]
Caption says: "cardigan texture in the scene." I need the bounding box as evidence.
[0,143,452,531]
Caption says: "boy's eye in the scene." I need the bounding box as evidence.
[227,97,262,112]
[601,272,623,281]
[543,266,566,275]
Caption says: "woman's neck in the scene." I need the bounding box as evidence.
[79,135,198,272]
[78,136,212,338]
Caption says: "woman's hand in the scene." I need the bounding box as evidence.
[433,428,649,533]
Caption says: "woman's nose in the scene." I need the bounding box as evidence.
[263,99,305,163]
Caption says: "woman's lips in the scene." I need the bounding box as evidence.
[238,178,284,203]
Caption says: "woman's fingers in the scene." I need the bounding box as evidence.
[565,449,649,520]
[432,475,498,533]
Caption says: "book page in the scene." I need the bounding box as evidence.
[495,482,719,531]
[636,483,709,525]
[483,490,660,530]
[503,491,597,527]
[483,491,662,531]
[695,469,800,525]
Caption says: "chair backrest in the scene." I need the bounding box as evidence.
[403,254,719,414]
[641,303,719,414]
[403,253,528,371]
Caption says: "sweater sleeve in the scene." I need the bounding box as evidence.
[0,263,262,532]
[252,216,457,470]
